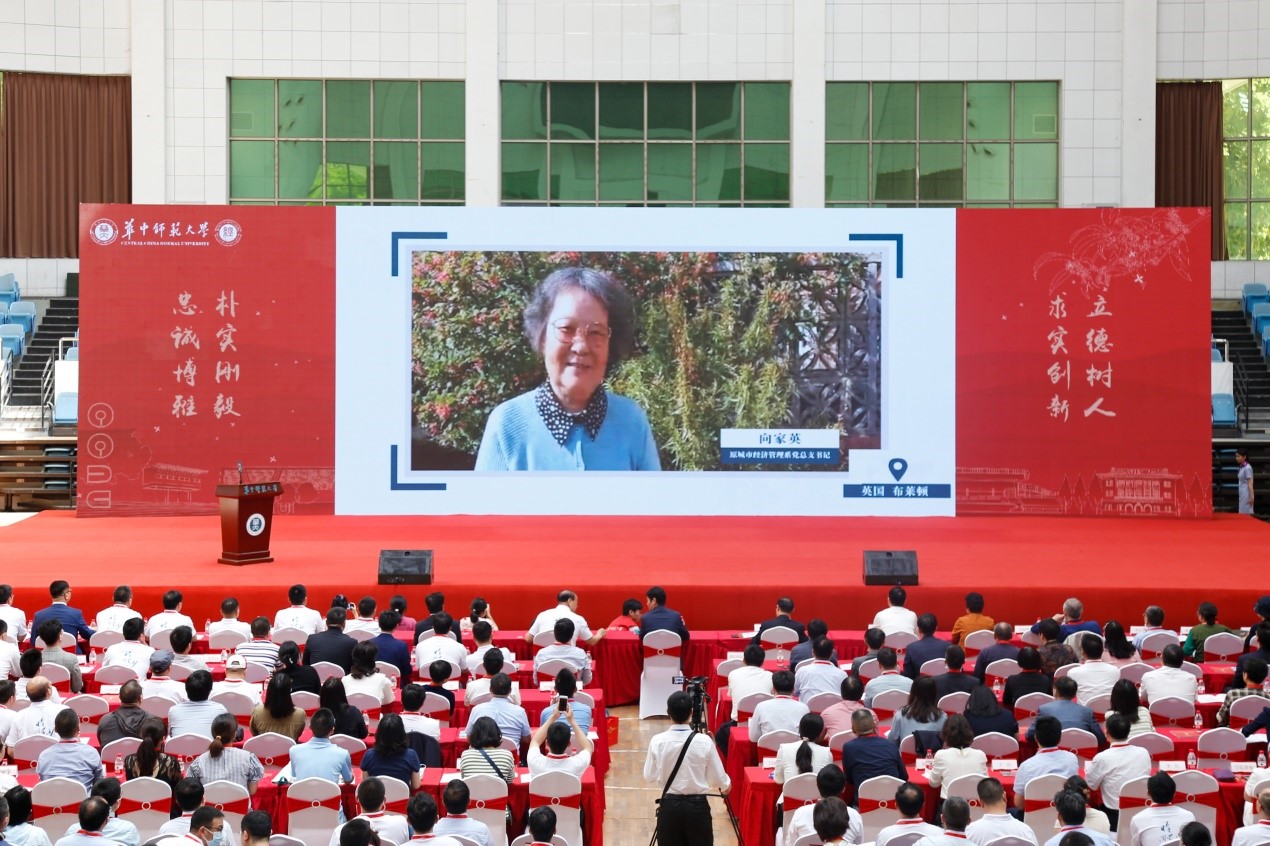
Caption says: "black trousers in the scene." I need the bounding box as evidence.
[657,794,713,846]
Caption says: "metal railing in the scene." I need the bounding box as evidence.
[1233,352,1251,432]
[0,349,11,418]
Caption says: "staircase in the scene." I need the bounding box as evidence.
[1211,305,1270,433]
[9,297,78,407]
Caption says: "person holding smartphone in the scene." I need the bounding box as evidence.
[527,697,594,777]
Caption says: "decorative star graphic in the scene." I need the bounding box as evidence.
[270,456,277,463]
[153,426,161,432]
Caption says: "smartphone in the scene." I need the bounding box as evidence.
[557,696,569,712]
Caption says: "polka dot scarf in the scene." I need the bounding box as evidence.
[535,381,607,446]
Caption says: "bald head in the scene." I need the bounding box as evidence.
[26,678,51,702]
[851,708,877,735]
[993,622,1013,641]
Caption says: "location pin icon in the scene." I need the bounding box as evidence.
[888,458,908,482]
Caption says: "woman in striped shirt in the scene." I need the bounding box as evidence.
[188,713,264,796]
[458,716,515,783]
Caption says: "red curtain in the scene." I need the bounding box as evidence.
[0,72,132,258]
[1155,81,1224,260]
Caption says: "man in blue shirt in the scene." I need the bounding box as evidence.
[1014,716,1079,814]
[371,611,412,687]
[840,709,906,794]
[640,586,689,642]
[537,669,592,734]
[1030,598,1101,642]
[290,708,354,784]
[464,673,532,759]
[1026,677,1105,745]
[32,581,93,655]
[36,708,104,791]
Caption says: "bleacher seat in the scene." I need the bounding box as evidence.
[53,392,78,425]
[1253,303,1270,336]
[1244,283,1270,317]
[1212,347,1223,362]
[1212,393,1237,427]
[0,274,17,306]
[65,346,79,361]
[6,301,35,334]
[0,324,24,357]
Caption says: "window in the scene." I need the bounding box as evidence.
[228,79,464,205]
[825,81,1059,208]
[500,82,790,206]
[1222,78,1270,260]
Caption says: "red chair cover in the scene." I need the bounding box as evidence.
[117,798,175,814]
[529,793,582,809]
[858,798,893,813]
[285,794,342,813]
[469,796,508,812]
[210,798,251,815]
[643,645,682,658]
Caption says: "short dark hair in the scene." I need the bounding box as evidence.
[772,670,795,694]
[840,676,863,702]
[888,585,907,607]
[1054,789,1087,826]
[185,669,214,702]
[1037,617,1061,641]
[37,619,62,647]
[242,810,272,840]
[467,716,503,749]
[554,668,577,698]
[339,818,374,846]
[428,659,450,684]
[78,797,111,832]
[112,586,132,604]
[54,708,78,739]
[813,797,853,841]
[524,267,636,371]
[812,637,834,660]
[1162,643,1184,668]
[357,597,376,618]
[221,597,240,616]
[425,591,445,614]
[965,592,985,613]
[170,625,194,654]
[864,627,886,649]
[441,779,470,816]
[993,622,1013,641]
[896,781,925,817]
[4,785,32,824]
[816,764,847,799]
[546,721,572,755]
[288,584,307,605]
[1246,656,1269,685]
[489,672,511,696]
[326,607,346,627]
[1147,771,1177,804]
[1017,646,1042,671]
[90,777,122,806]
[378,611,400,633]
[402,684,426,712]
[482,648,506,675]
[743,644,765,666]
[1180,822,1213,846]
[0,584,11,604]
[646,586,667,606]
[406,792,439,834]
[471,620,493,642]
[432,612,453,636]
[667,691,692,723]
[976,777,1006,805]
[777,597,795,614]
[1145,606,1165,627]
[161,590,182,610]
[622,599,642,616]
[250,616,271,638]
[0,680,13,705]
[807,618,829,640]
[940,714,974,749]
[174,777,205,812]
[942,796,971,831]
[1033,715,1062,748]
[49,580,69,599]
[528,807,558,842]
[876,646,898,670]
[553,617,575,643]
[1080,634,1103,659]
[122,617,144,641]
[356,777,385,812]
[309,708,335,738]
[917,614,937,636]
[1054,677,1078,700]
[1105,712,1131,741]
[945,645,966,670]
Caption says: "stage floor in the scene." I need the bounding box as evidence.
[3,511,1265,632]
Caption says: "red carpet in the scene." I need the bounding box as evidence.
[3,512,1266,631]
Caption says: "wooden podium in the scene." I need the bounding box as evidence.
[215,482,283,565]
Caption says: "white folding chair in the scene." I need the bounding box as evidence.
[347,628,375,643]
[211,689,257,728]
[292,690,321,715]
[117,776,172,841]
[204,780,251,834]
[100,736,143,764]
[970,731,1019,759]
[984,658,1021,686]
[527,770,583,846]
[65,693,110,737]
[31,777,87,842]
[1201,632,1244,661]
[1172,770,1219,836]
[735,691,772,726]
[1116,777,1151,846]
[884,631,917,656]
[244,662,271,684]
[140,696,174,720]
[244,731,296,768]
[89,630,123,650]
[1148,696,1196,727]
[1053,664,1073,680]
[639,630,683,720]
[286,778,343,846]
[946,772,989,821]
[920,658,947,677]
[271,626,308,646]
[1086,694,1112,715]
[760,626,800,662]
[1118,663,1153,685]
[717,658,742,679]
[758,729,800,756]
[149,630,173,652]
[1230,695,1270,730]
[858,657,881,681]
[1058,727,1099,762]
[510,836,566,846]
[938,691,970,714]
[165,733,212,763]
[376,660,402,684]
[963,630,995,658]
[1021,773,1067,844]
[537,658,578,687]
[465,773,510,846]
[1126,731,1174,760]
[95,664,140,685]
[330,733,367,765]
[209,630,249,651]
[13,734,57,772]
[421,691,452,728]
[1138,631,1179,665]
[857,774,904,842]
[1012,692,1052,732]
[379,776,410,814]
[39,662,71,693]
[807,691,842,714]
[532,630,558,649]
[1195,726,1246,768]
[828,730,855,760]
[870,689,909,728]
[781,772,821,834]
[311,661,345,683]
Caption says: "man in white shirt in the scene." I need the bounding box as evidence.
[1067,634,1122,705]
[913,796,974,846]
[1139,645,1198,705]
[1130,773,1196,846]
[0,584,28,645]
[862,647,913,707]
[212,655,262,704]
[344,597,380,638]
[169,626,209,675]
[5,679,61,749]
[1085,713,1152,832]
[465,620,515,674]
[643,691,730,846]
[141,651,187,702]
[785,764,861,846]
[157,783,237,843]
[0,620,20,678]
[966,777,1038,845]
[94,586,143,634]
[145,590,195,640]
[728,645,774,721]
[414,613,468,677]
[101,618,154,675]
[464,649,521,706]
[533,618,592,684]
[795,637,848,703]
[1232,788,1270,846]
[208,597,253,640]
[876,782,943,846]
[432,780,495,846]
[405,792,466,846]
[327,778,410,846]
[273,584,324,635]
[54,797,117,846]
[1043,789,1116,846]
[871,585,918,637]
[525,590,605,647]
[399,683,442,738]
[748,670,808,742]
[0,680,18,750]
[527,703,593,777]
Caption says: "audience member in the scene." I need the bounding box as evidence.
[749,670,808,741]
[963,684,1019,738]
[414,591,458,643]
[841,710,906,791]
[1014,717,1079,811]
[414,614,468,680]
[951,593,994,646]
[889,676,946,747]
[527,702,593,777]
[460,597,498,634]
[7,679,62,745]
[289,708,354,784]
[234,617,280,669]
[538,668,592,733]
[1140,644,1198,705]
[343,641,395,707]
[874,782,938,845]
[973,623,1021,682]
[388,596,416,637]
[753,596,808,646]
[821,676,869,740]
[773,713,831,788]
[1043,790,1114,846]
[903,614,951,679]
[36,620,84,693]
[1105,679,1154,739]
[1086,712,1152,831]
[606,598,643,633]
[525,590,603,646]
[464,673,531,751]
[1129,772,1196,846]
[852,627,887,680]
[240,811,271,846]
[1132,606,1174,651]
[728,644,774,722]
[96,680,146,746]
[188,713,264,794]
[1101,621,1139,667]
[327,777,410,846]
[792,619,839,668]
[533,618,593,684]
[1183,602,1236,663]
[915,796,972,846]
[169,626,208,676]
[795,637,848,703]
[1005,647,1054,707]
[639,586,689,642]
[863,647,912,707]
[274,584,324,635]
[208,597,252,639]
[3,785,52,846]
[145,591,194,640]
[1032,598,1101,642]
[33,581,93,655]
[399,683,442,738]
[36,708,103,790]
[525,808,558,846]
[141,651,186,702]
[465,620,516,675]
[1181,822,1214,846]
[370,612,412,687]
[1066,775,1112,834]
[458,716,515,783]
[67,779,139,846]
[0,584,29,644]
[965,777,1037,845]
[1246,598,1270,651]
[344,597,379,638]
[432,779,495,846]
[1220,657,1269,727]
[167,670,230,738]
[249,674,305,739]
[275,641,320,695]
[123,717,183,788]
[784,765,861,846]
[927,715,987,798]
[212,655,262,705]
[1027,677,1105,744]
[1230,788,1270,846]
[464,649,520,707]
[1035,618,1079,677]
[420,661,456,717]
[1068,634,1120,704]
[402,792,464,846]
[871,586,918,637]
[94,587,142,634]
[156,779,237,842]
[933,645,980,698]
[1235,626,1270,690]
[816,796,862,845]
[53,797,112,846]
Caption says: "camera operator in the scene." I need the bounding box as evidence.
[643,690,731,846]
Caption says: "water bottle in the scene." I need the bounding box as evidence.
[114,754,123,776]
[992,677,1003,698]
[1258,750,1267,769]
[220,649,228,662]
[1263,676,1269,695]
[205,618,212,634]
[1186,750,1197,770]
[1194,711,1203,730]
[89,649,98,665]
[1197,678,1205,695]
[924,748,934,770]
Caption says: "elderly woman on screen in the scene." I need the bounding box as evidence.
[474,267,660,471]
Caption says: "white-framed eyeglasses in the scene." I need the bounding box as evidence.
[551,320,611,345]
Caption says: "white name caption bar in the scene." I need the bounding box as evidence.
[719,429,841,465]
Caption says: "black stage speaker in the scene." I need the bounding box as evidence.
[862,550,918,585]
[377,549,434,585]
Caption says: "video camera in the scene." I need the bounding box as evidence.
[672,674,710,733]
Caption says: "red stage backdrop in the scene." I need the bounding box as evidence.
[955,208,1212,516]
[77,205,336,516]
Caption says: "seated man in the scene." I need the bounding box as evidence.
[212,655,262,704]
[851,627,886,680]
[903,614,951,679]
[101,617,154,675]
[533,618,592,684]
[913,796,973,846]
[464,620,515,674]
[1027,677,1105,745]
[1218,657,1267,727]
[606,598,643,633]
[405,792,466,846]
[303,608,356,672]
[274,584,325,635]
[862,647,912,707]
[752,596,807,646]
[965,777,1037,845]
[1067,634,1121,705]
[791,619,839,668]
[538,668,592,734]
[370,611,412,687]
[1129,772,1196,846]
[414,613,468,678]
[1035,618,1079,678]
[399,683,442,738]
[67,778,141,846]
[872,586,918,637]
[728,644,774,721]
[343,597,380,638]
[874,782,939,845]
[36,620,84,693]
[1140,644,1198,705]
[525,590,603,647]
[166,670,230,738]
[821,676,869,740]
[1132,606,1175,651]
[208,597,253,640]
[1230,787,1270,846]
[96,679,146,746]
[432,779,495,846]
[841,710,907,792]
[525,808,558,846]
[145,590,195,640]
[1086,712,1152,832]
[1043,789,1115,846]
[973,622,1021,683]
[933,645,981,699]
[748,670,807,742]
[169,626,209,675]
[640,585,689,642]
[1015,716,1080,813]
[785,764,861,846]
[794,637,848,703]
[7,678,62,746]
[94,586,142,634]
[1004,647,1052,707]
[465,649,521,706]
[141,651,187,702]
[157,779,236,841]
[951,592,994,646]
[36,707,104,790]
[327,777,410,846]
[289,708,354,785]
[1031,598,1101,642]
[233,617,280,669]
[421,660,456,717]
[464,673,531,752]
[527,702,593,776]
[158,804,229,846]
[54,798,114,846]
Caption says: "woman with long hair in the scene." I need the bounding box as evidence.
[773,712,831,787]
[358,713,422,790]
[320,676,368,739]
[460,597,499,632]
[962,684,1019,738]
[458,716,515,783]
[275,641,320,695]
[927,715,988,798]
[390,595,416,635]
[1105,678,1153,738]
[1101,621,1139,666]
[341,641,395,706]
[249,673,306,739]
[188,713,264,795]
[123,716,183,788]
[888,676,946,745]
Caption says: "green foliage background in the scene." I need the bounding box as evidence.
[411,250,872,471]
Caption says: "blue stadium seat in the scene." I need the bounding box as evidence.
[1212,393,1237,427]
[0,274,17,306]
[1262,327,1270,358]
[6,301,35,334]
[1212,347,1223,362]
[64,346,79,361]
[0,324,24,358]
[1245,283,1270,317]
[52,392,78,426]
[1253,303,1270,336]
